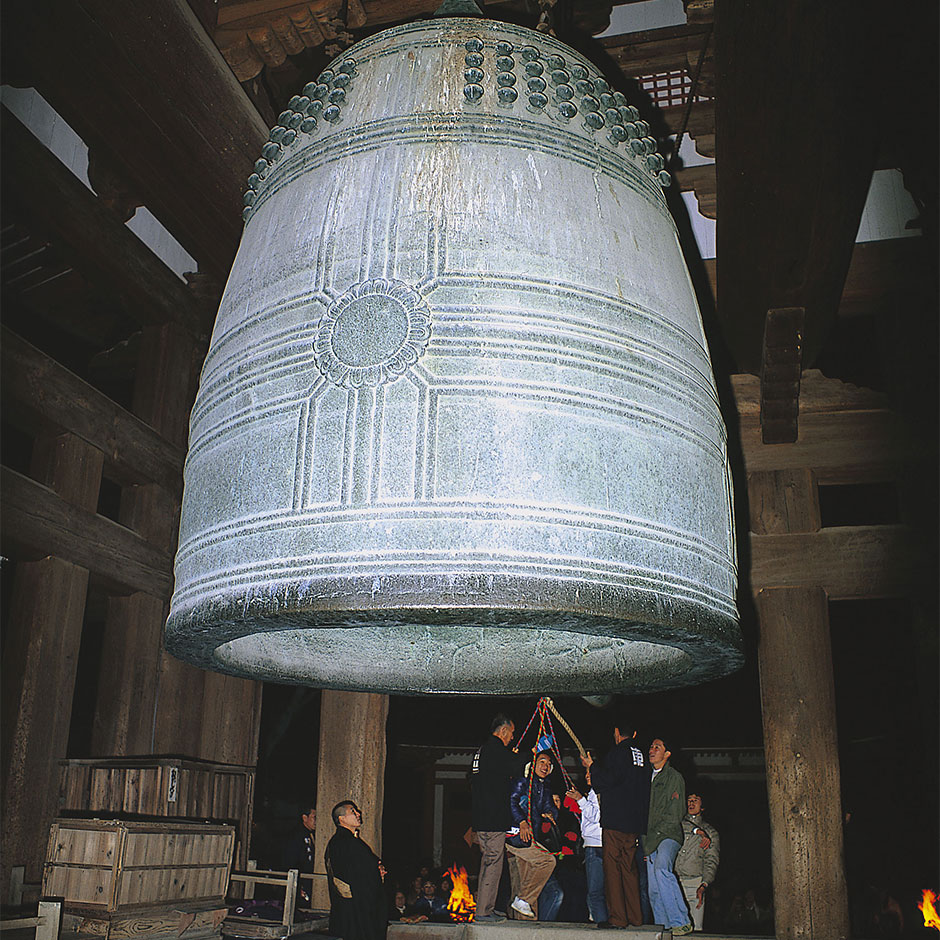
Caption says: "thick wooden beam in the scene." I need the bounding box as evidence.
[601,23,710,77]
[1,433,102,887]
[756,585,849,940]
[0,109,209,337]
[714,0,879,373]
[313,692,389,911]
[2,0,267,282]
[750,524,919,600]
[1,327,184,492]
[0,465,172,597]
[731,371,913,483]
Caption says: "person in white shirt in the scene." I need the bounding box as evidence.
[566,765,609,926]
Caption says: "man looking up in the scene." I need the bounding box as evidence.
[325,801,387,940]
[581,716,650,928]
[645,738,692,936]
[676,791,720,931]
[471,714,526,923]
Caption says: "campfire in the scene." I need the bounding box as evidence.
[921,889,940,931]
[446,865,476,922]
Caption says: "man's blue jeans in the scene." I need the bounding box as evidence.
[538,873,564,921]
[646,838,691,929]
[584,846,609,923]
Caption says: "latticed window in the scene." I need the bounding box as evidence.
[637,69,712,109]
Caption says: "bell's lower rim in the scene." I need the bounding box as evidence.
[166,597,742,696]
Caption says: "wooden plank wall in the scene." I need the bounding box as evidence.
[0,67,263,892]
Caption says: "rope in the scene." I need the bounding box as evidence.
[543,696,587,759]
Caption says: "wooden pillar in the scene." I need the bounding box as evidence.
[312,692,389,911]
[1,434,103,886]
[749,469,849,940]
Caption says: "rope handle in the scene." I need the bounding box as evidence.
[543,696,587,759]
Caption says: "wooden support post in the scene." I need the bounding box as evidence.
[312,692,389,912]
[1,434,103,888]
[749,469,850,940]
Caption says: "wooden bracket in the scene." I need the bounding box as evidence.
[760,306,805,444]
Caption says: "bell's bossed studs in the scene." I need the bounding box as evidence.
[606,107,622,125]
[575,79,593,95]
[526,76,546,93]
[465,37,484,53]
[300,117,318,134]
[329,87,346,104]
[247,173,261,189]
[610,124,628,142]
[319,69,335,84]
[555,83,574,101]
[521,45,539,61]
[496,40,513,55]
[307,100,324,116]
[497,86,518,104]
[630,138,645,154]
[262,141,281,160]
[579,95,600,113]
[242,206,252,222]
[584,111,605,130]
[658,169,672,186]
[288,113,304,129]
[277,110,293,126]
[464,83,484,102]
[281,129,297,147]
[323,104,342,123]
[465,67,485,84]
[496,55,514,71]
[525,61,544,76]
[546,54,565,69]
[254,158,268,175]
[498,72,517,87]
[557,100,577,119]
[570,63,588,80]
[465,52,484,67]
[333,73,351,88]
[528,92,548,109]
[243,190,256,206]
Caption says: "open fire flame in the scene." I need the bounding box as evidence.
[921,889,940,931]
[446,865,476,922]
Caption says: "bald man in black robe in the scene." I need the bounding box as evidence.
[325,801,387,940]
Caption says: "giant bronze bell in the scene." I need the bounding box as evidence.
[165,13,742,694]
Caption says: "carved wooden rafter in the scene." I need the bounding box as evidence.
[215,0,368,81]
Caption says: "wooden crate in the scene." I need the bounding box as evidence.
[43,819,235,912]
[58,758,254,867]
[60,900,228,940]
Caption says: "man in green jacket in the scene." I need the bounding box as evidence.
[644,738,692,936]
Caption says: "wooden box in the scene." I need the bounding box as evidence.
[43,819,235,912]
[58,758,253,867]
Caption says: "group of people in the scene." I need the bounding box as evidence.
[471,712,719,934]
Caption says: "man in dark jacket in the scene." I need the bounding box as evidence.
[325,801,387,940]
[470,714,527,922]
[581,717,651,928]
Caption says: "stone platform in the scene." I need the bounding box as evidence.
[387,926,768,940]
[387,925,671,940]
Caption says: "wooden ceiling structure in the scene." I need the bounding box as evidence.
[0,0,936,934]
